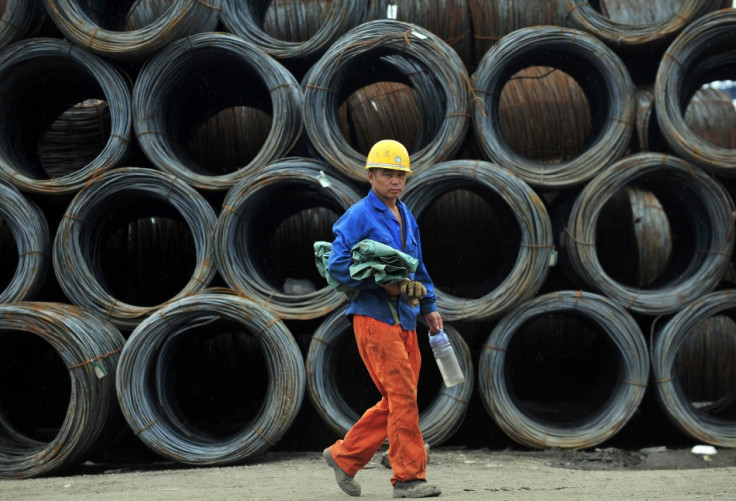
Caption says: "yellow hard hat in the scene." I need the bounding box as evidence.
[365,139,411,172]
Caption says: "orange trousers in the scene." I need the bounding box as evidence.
[329,314,426,485]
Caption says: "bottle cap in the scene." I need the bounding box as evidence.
[428,329,449,348]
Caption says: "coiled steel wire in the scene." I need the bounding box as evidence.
[478,290,649,449]
[42,0,220,61]
[468,0,567,69]
[0,181,49,303]
[367,0,474,72]
[214,157,362,320]
[655,9,736,174]
[52,167,217,330]
[0,0,44,50]
[651,289,736,447]
[306,306,473,446]
[564,153,735,316]
[0,302,125,478]
[220,0,367,65]
[116,290,305,465]
[303,19,470,182]
[472,25,635,190]
[133,32,304,191]
[564,0,724,51]
[0,38,131,195]
[402,160,554,322]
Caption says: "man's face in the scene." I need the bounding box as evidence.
[368,168,407,203]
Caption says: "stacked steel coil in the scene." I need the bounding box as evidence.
[0,0,735,477]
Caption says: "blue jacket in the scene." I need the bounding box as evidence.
[327,189,438,330]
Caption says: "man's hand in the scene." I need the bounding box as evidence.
[426,311,443,334]
[400,279,427,299]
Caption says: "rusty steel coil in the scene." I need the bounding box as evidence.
[402,160,554,322]
[220,0,366,67]
[652,289,736,447]
[306,306,473,447]
[0,0,45,50]
[655,9,736,175]
[0,302,125,478]
[468,0,567,69]
[52,167,217,330]
[478,290,649,450]
[564,0,724,51]
[564,153,735,316]
[116,290,305,465]
[133,32,303,191]
[0,38,131,195]
[684,87,736,149]
[496,66,592,164]
[214,157,362,320]
[0,181,49,303]
[303,19,470,182]
[472,25,635,190]
[367,0,474,72]
[42,0,220,61]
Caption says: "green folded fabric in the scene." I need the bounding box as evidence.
[314,239,418,299]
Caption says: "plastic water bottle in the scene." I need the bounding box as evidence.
[428,330,464,387]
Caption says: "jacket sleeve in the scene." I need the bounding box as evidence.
[327,208,383,291]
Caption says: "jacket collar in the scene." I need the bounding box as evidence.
[368,189,404,212]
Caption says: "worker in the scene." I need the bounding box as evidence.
[322,139,442,498]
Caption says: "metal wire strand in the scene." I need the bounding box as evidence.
[0,38,132,195]
[115,290,306,465]
[472,25,635,190]
[402,160,554,322]
[133,31,304,191]
[0,302,126,478]
[41,0,220,61]
[302,19,471,183]
[305,306,474,447]
[52,167,218,330]
[0,0,45,50]
[564,152,736,316]
[651,289,736,447]
[220,0,367,63]
[563,0,724,51]
[0,181,50,302]
[478,290,649,450]
[214,157,362,320]
[655,8,736,174]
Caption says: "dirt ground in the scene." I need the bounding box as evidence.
[3,446,735,500]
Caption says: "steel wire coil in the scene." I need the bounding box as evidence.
[0,38,131,195]
[472,25,635,190]
[651,289,736,447]
[116,290,306,465]
[220,0,367,65]
[0,181,50,303]
[303,19,471,182]
[564,152,735,316]
[214,157,362,320]
[367,0,474,72]
[52,167,217,330]
[684,87,736,149]
[0,301,125,478]
[468,0,567,69]
[133,32,304,191]
[478,290,649,450]
[306,306,473,447]
[402,160,554,322]
[564,0,724,51]
[42,0,220,61]
[655,9,736,175]
[0,0,45,50]
[39,99,111,179]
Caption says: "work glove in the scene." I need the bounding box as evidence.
[400,279,427,307]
